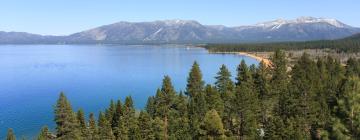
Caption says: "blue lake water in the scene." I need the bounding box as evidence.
[0,45,258,139]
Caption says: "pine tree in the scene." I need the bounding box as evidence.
[123,96,137,140]
[138,111,155,140]
[123,96,135,119]
[338,76,360,138]
[316,57,332,128]
[54,92,81,140]
[233,59,261,139]
[153,117,166,140]
[6,128,16,140]
[233,77,260,139]
[155,76,177,139]
[186,61,205,98]
[112,100,123,139]
[345,57,360,77]
[116,116,129,140]
[88,113,99,140]
[215,64,234,96]
[200,109,226,139]
[146,96,156,117]
[236,59,254,86]
[186,61,207,138]
[289,53,320,138]
[37,126,50,140]
[128,118,141,140]
[264,50,291,139]
[214,64,233,127]
[105,100,116,123]
[325,56,345,111]
[249,64,257,80]
[204,84,224,116]
[98,112,115,140]
[174,91,188,117]
[76,109,89,139]
[254,60,271,127]
[168,92,191,139]
[168,115,191,140]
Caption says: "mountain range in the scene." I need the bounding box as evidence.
[1,17,359,44]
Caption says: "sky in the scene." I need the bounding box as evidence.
[0,0,359,35]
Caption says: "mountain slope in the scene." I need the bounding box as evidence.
[0,31,64,44]
[64,17,360,43]
[0,17,359,44]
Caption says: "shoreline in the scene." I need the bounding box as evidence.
[209,51,272,67]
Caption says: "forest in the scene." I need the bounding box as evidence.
[5,50,360,140]
[204,33,360,53]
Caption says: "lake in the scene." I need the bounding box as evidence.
[0,45,258,139]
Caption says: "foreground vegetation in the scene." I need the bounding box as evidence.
[6,50,360,140]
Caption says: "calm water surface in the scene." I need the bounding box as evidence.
[0,45,258,138]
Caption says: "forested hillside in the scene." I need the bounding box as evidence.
[204,33,360,53]
[6,50,360,140]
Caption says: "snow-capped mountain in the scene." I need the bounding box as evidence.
[0,17,359,44]
[230,17,359,42]
[254,17,350,29]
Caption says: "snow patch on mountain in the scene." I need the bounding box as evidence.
[254,17,350,29]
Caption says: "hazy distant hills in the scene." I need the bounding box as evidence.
[1,17,359,44]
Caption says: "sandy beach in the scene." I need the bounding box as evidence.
[210,51,272,67]
[237,52,272,67]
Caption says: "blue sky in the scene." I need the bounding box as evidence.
[0,0,359,35]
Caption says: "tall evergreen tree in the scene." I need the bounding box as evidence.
[233,75,260,139]
[214,64,234,130]
[290,53,321,138]
[88,113,99,140]
[200,109,226,139]
[105,100,116,123]
[138,111,155,140]
[128,119,141,140]
[37,126,50,140]
[204,85,224,116]
[186,61,207,138]
[265,50,291,139]
[146,96,156,118]
[153,117,166,140]
[174,91,188,116]
[112,100,123,139]
[123,96,137,140]
[54,92,81,140]
[155,76,177,139]
[76,109,89,139]
[338,76,360,138]
[236,60,252,86]
[254,60,271,127]
[98,112,115,140]
[215,64,234,95]
[6,128,16,140]
[168,91,191,139]
[186,61,205,98]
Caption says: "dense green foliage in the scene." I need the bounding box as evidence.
[204,34,360,53]
[6,50,360,139]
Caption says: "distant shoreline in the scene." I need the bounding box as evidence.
[209,51,272,67]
